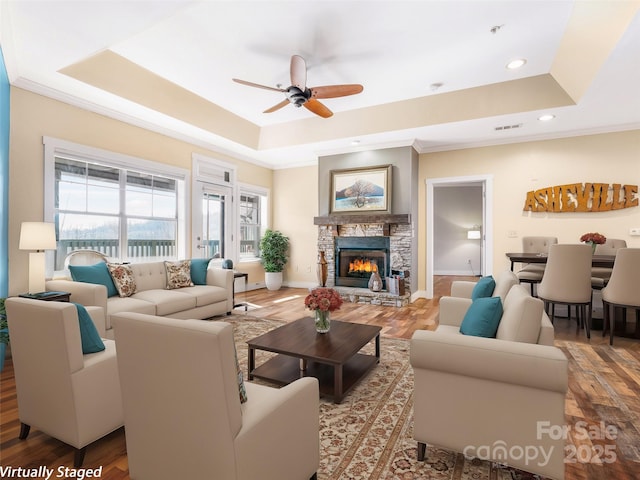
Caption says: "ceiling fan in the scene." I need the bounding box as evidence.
[232,55,363,118]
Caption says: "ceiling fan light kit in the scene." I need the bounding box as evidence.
[233,54,363,118]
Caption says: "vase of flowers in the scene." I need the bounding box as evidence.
[304,287,343,333]
[580,232,607,254]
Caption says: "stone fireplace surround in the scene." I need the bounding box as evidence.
[314,214,412,306]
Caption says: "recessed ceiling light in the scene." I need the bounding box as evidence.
[538,114,556,122]
[351,140,361,145]
[506,58,527,70]
[429,82,443,91]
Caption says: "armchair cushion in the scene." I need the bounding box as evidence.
[459,297,503,338]
[190,258,212,285]
[69,262,118,298]
[496,284,544,344]
[470,275,495,300]
[75,303,105,354]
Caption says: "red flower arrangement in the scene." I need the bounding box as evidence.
[580,232,607,245]
[305,287,343,313]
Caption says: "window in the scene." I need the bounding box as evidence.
[239,189,267,260]
[44,138,187,272]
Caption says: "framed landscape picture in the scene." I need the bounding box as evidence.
[330,165,392,213]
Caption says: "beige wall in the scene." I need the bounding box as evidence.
[272,165,318,287]
[9,87,640,298]
[8,87,273,295]
[418,130,640,292]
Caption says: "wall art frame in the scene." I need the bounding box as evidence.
[330,165,392,214]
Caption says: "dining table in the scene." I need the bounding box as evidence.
[505,252,616,271]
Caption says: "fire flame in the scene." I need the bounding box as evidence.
[349,259,378,274]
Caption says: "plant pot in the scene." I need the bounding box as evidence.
[265,271,283,291]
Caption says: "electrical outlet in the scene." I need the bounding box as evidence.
[630,227,640,236]
[507,230,518,238]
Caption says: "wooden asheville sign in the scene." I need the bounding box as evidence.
[523,183,638,213]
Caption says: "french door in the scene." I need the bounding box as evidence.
[192,181,233,260]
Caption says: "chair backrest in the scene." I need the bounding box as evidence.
[64,249,109,269]
[602,248,640,306]
[594,238,627,255]
[537,244,593,303]
[5,298,84,436]
[112,313,243,480]
[522,236,558,254]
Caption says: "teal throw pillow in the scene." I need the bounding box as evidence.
[190,258,212,285]
[74,303,105,354]
[471,275,496,300]
[69,262,118,298]
[459,296,503,338]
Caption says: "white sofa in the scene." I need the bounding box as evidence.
[411,284,568,480]
[46,261,234,339]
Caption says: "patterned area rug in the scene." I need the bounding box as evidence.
[227,315,547,480]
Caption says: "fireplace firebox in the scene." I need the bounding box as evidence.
[335,236,390,288]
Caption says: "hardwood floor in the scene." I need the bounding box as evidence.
[1,276,638,479]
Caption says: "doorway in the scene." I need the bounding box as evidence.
[425,174,494,298]
[192,180,233,260]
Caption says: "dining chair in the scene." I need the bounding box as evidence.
[537,244,593,338]
[516,236,557,296]
[591,238,627,288]
[601,248,640,345]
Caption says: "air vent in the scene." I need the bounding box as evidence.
[494,123,523,131]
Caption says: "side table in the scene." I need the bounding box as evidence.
[233,272,248,312]
[18,291,71,302]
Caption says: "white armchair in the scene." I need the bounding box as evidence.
[411,285,568,479]
[4,298,123,467]
[112,312,320,480]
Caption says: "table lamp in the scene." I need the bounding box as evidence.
[19,222,57,294]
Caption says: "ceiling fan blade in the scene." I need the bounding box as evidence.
[311,84,364,99]
[304,99,333,118]
[263,99,290,113]
[232,78,285,93]
[290,55,307,89]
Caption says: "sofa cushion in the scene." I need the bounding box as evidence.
[107,297,156,324]
[471,276,495,300]
[178,285,229,307]
[496,285,543,344]
[165,260,194,289]
[459,297,503,338]
[69,262,118,298]
[132,289,197,316]
[107,263,137,297]
[74,303,105,354]
[190,258,212,285]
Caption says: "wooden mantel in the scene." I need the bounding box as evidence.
[313,213,410,236]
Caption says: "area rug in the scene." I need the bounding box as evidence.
[226,315,548,480]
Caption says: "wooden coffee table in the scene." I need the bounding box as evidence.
[247,317,381,403]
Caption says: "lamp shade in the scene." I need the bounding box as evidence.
[19,222,57,251]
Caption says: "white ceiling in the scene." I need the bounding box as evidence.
[2,0,640,168]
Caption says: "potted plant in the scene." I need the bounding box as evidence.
[0,298,8,372]
[259,229,290,291]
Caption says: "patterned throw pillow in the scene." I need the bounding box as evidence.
[164,260,194,289]
[107,263,137,298]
